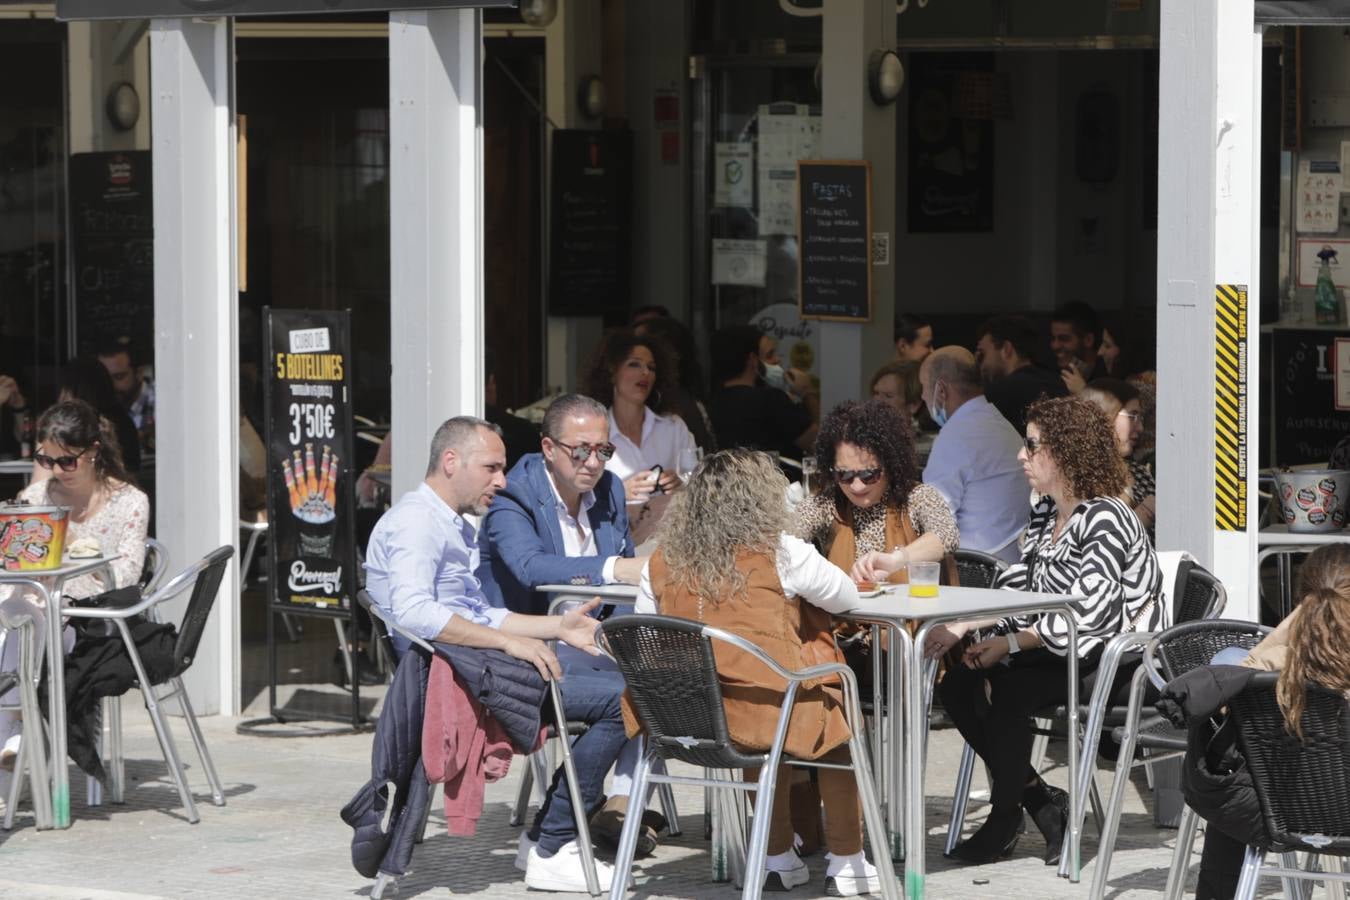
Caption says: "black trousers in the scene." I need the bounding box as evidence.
[1194,825,1246,900]
[937,647,1098,814]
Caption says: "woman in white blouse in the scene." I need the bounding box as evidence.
[0,400,149,772]
[584,331,697,545]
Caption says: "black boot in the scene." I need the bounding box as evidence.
[1022,774,1069,866]
[944,807,1020,865]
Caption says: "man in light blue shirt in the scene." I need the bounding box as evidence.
[365,416,625,892]
[920,347,1030,563]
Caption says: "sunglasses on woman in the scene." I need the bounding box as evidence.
[833,467,883,486]
[1023,436,1043,456]
[552,439,616,463]
[34,449,91,472]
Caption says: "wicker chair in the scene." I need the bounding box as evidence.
[62,545,232,823]
[952,547,1007,590]
[1088,619,1271,899]
[358,595,605,899]
[1227,672,1350,900]
[599,614,898,900]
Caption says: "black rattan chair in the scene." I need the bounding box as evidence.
[599,614,898,900]
[952,548,1007,590]
[1088,619,1271,898]
[1227,672,1350,899]
[62,545,232,823]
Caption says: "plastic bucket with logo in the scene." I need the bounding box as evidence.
[0,504,71,571]
[1274,469,1350,533]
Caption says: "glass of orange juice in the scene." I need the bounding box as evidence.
[908,561,940,597]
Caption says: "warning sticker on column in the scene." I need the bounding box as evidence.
[1215,285,1247,531]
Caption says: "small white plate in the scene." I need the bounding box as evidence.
[856,584,897,599]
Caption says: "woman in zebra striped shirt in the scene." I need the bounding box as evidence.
[934,395,1162,866]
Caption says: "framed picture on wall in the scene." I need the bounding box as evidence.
[906,52,995,234]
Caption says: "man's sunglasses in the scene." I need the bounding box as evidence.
[552,439,616,464]
[34,450,90,472]
[833,467,883,486]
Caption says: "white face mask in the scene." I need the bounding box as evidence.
[761,363,787,390]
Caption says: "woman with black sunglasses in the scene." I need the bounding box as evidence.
[0,400,148,787]
[930,395,1161,867]
[791,399,959,586]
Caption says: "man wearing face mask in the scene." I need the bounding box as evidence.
[919,346,1029,563]
[709,325,819,461]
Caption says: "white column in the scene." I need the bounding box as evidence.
[1213,4,1262,620]
[149,16,238,714]
[1156,0,1261,620]
[818,0,896,412]
[388,9,484,497]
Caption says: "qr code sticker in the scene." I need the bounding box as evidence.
[871,232,890,266]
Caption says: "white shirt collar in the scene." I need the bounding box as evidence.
[609,405,659,447]
[544,463,596,521]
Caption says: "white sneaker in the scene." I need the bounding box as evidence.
[763,849,810,891]
[0,729,20,772]
[514,831,535,871]
[824,851,880,896]
[524,840,615,893]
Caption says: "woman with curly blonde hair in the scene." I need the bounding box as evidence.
[633,449,882,895]
[929,395,1162,866]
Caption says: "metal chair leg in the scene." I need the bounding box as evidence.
[1163,806,1200,900]
[1279,851,1309,900]
[547,679,601,896]
[334,620,353,685]
[743,758,782,900]
[657,778,682,837]
[841,676,901,900]
[173,679,225,806]
[608,754,653,900]
[371,871,394,899]
[944,742,976,854]
[1235,845,1264,900]
[1088,666,1149,898]
[510,754,535,827]
[108,694,124,804]
[116,620,198,824]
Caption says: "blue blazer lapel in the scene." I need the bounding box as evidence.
[528,457,566,555]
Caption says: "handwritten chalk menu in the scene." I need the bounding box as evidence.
[70,151,153,358]
[549,129,632,320]
[1272,328,1350,465]
[797,160,872,322]
[263,308,357,617]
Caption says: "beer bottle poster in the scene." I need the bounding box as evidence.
[263,308,357,615]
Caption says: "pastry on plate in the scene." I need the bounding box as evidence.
[67,537,102,559]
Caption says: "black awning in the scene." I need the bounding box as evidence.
[1256,1,1350,24]
[57,0,514,21]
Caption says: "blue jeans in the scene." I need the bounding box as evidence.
[530,669,628,855]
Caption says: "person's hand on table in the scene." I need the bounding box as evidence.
[624,470,658,504]
[557,596,604,657]
[851,548,907,583]
[924,622,967,660]
[962,636,1010,669]
[503,635,562,681]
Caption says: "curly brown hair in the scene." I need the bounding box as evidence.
[813,399,920,517]
[581,330,679,415]
[1025,395,1127,500]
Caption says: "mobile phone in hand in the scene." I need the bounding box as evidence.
[648,465,664,494]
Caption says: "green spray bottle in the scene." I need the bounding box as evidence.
[1316,246,1342,325]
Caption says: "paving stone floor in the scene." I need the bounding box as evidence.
[0,696,1293,900]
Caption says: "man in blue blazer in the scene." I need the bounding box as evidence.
[478,394,643,615]
[478,394,660,855]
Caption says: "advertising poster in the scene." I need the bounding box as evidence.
[263,308,357,617]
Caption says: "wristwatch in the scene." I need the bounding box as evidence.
[1005,633,1021,655]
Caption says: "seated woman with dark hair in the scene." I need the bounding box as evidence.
[792,399,958,585]
[634,449,881,895]
[1079,378,1156,536]
[925,396,1162,866]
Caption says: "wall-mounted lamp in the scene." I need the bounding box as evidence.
[520,0,557,28]
[106,81,140,131]
[577,75,606,120]
[867,49,904,105]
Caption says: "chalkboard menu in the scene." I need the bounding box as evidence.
[549,129,632,319]
[263,308,358,618]
[70,151,153,359]
[1272,328,1350,465]
[798,160,873,322]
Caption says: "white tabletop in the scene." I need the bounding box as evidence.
[1258,524,1350,547]
[0,556,117,582]
[844,584,1083,622]
[536,583,639,601]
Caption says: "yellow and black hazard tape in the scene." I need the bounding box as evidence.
[1214,284,1248,531]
